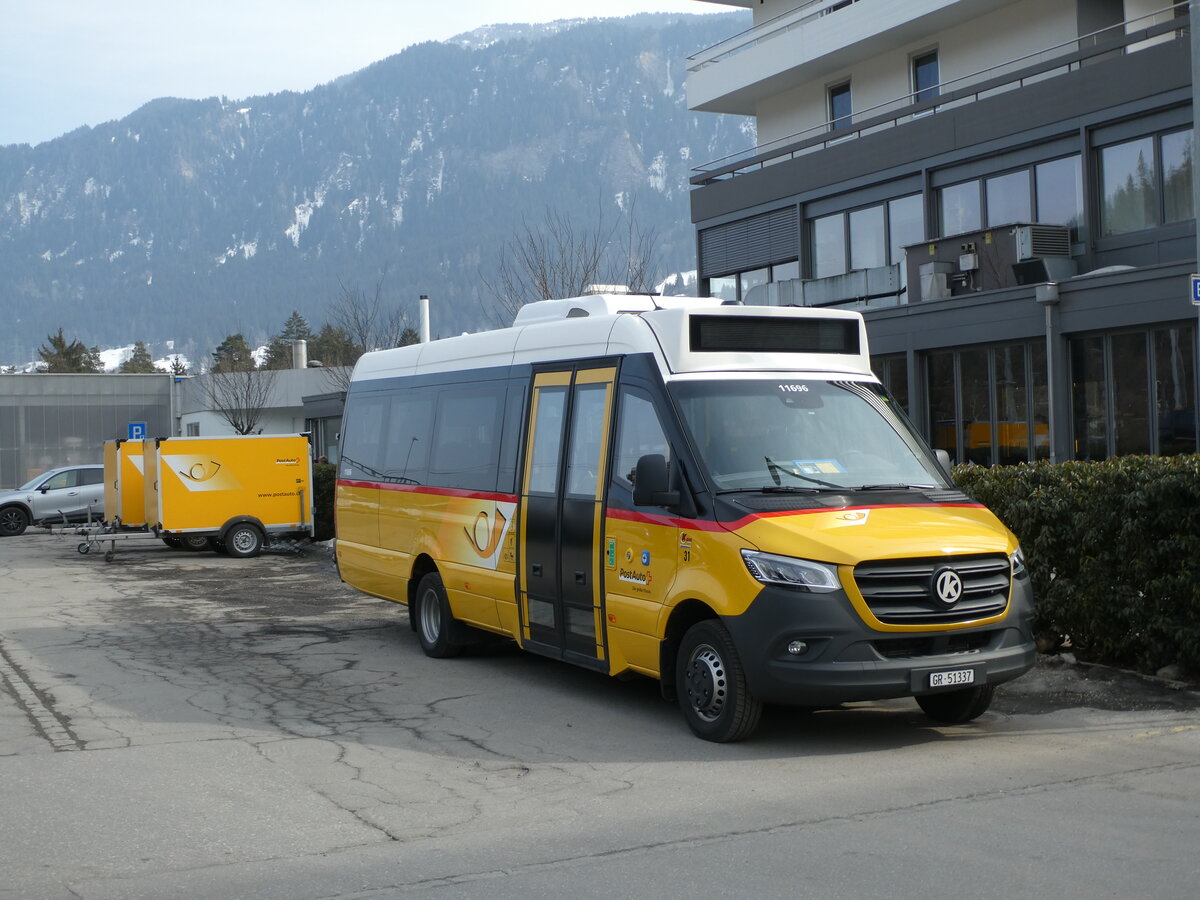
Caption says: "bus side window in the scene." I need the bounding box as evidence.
[383,391,434,484]
[341,394,388,479]
[612,388,671,488]
[429,384,506,491]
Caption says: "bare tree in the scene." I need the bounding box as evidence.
[482,200,660,323]
[199,368,279,435]
[319,272,414,392]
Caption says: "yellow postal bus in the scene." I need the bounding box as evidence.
[335,294,1034,741]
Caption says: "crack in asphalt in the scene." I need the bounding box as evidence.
[0,634,84,751]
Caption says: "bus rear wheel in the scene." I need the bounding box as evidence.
[675,619,762,742]
[916,684,995,724]
[414,572,465,658]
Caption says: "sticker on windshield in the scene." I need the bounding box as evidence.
[791,459,844,475]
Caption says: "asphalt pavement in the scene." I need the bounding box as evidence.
[1,533,1197,899]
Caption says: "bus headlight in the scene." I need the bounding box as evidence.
[741,550,841,593]
[1010,546,1028,579]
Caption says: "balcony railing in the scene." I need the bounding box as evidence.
[691,7,1186,186]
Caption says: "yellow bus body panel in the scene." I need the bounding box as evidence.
[336,483,518,637]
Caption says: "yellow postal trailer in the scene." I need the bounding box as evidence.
[102,438,147,528]
[144,434,313,557]
[335,294,1035,741]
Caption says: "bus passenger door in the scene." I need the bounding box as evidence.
[519,365,616,669]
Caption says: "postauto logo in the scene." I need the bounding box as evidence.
[161,455,241,492]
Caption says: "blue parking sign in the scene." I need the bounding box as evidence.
[1191,274,1200,306]
[128,422,147,440]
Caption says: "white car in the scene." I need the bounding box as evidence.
[0,465,105,536]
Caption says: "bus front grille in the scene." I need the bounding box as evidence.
[853,554,1011,625]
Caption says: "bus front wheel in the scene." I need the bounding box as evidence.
[675,619,762,742]
[414,572,465,658]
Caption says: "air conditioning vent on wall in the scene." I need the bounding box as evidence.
[1016,224,1071,260]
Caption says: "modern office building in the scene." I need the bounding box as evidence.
[688,0,1197,463]
[0,373,175,487]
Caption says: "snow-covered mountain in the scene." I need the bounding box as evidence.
[0,12,751,366]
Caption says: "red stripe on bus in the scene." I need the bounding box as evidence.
[605,502,985,533]
[337,479,518,503]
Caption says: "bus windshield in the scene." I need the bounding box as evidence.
[671,378,949,492]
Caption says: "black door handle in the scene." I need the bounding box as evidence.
[575,571,586,585]
[531,563,543,577]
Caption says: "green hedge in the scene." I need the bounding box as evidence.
[312,462,337,542]
[953,456,1200,675]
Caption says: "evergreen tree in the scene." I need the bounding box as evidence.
[118,341,157,373]
[263,310,315,370]
[38,329,101,373]
[308,324,357,368]
[211,333,255,373]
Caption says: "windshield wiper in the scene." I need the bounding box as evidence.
[851,483,937,491]
[764,456,844,490]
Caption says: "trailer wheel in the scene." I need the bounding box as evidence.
[104,550,115,563]
[916,684,995,724]
[224,523,263,559]
[414,572,465,658]
[675,619,762,742]
[77,542,90,554]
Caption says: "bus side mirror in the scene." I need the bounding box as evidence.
[934,449,953,478]
[633,454,678,507]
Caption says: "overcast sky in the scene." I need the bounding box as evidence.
[1,0,727,148]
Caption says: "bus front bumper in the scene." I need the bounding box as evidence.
[723,579,1036,707]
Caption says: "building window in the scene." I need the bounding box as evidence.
[849,205,886,269]
[1099,129,1192,236]
[1035,155,1084,240]
[938,180,982,235]
[185,422,200,436]
[812,213,847,278]
[927,341,1049,465]
[1161,129,1194,223]
[985,170,1032,227]
[912,50,939,103]
[1070,325,1196,459]
[939,154,1084,240]
[829,81,852,131]
[871,354,909,415]
[708,276,737,302]
[887,194,925,268]
[739,268,769,303]
[810,195,924,283]
[705,262,799,304]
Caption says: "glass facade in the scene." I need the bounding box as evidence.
[985,170,1031,227]
[0,374,174,488]
[1100,129,1192,236]
[1070,325,1196,459]
[926,341,1049,465]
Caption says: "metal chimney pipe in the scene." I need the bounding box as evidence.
[419,295,430,343]
[292,339,308,370]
